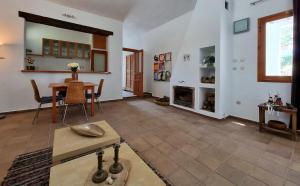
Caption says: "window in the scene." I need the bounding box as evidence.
[258,10,294,83]
[91,50,108,72]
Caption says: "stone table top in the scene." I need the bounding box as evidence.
[53,121,120,164]
[50,143,166,186]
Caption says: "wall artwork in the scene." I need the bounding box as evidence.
[153,52,172,82]
[184,54,191,62]
[159,54,165,62]
[234,18,250,34]
[165,52,172,61]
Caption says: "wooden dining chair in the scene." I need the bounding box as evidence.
[86,79,104,111]
[62,81,88,123]
[31,80,63,124]
[58,78,73,98]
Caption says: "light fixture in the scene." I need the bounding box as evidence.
[250,0,268,6]
[0,43,6,119]
[62,13,76,19]
[0,43,5,59]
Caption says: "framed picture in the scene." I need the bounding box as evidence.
[234,18,250,34]
[184,54,190,62]
[165,52,172,61]
[159,54,165,62]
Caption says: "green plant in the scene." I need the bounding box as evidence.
[203,56,215,67]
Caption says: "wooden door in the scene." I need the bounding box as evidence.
[125,55,134,91]
[124,50,143,96]
[133,51,143,96]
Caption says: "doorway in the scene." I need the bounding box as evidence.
[122,48,144,98]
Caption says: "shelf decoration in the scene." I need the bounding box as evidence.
[201,76,215,84]
[202,91,215,112]
[202,56,215,68]
[165,52,172,61]
[153,52,172,81]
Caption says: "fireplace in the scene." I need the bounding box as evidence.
[173,86,194,108]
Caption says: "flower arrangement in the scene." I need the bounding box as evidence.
[67,63,80,72]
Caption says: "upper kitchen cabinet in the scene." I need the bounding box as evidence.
[42,38,90,59]
[93,34,107,50]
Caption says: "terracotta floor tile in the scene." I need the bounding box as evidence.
[240,176,268,186]
[251,166,285,186]
[205,173,235,186]
[168,169,203,186]
[182,159,213,182]
[287,169,300,184]
[216,163,247,185]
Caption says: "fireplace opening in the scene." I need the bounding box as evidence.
[173,86,194,108]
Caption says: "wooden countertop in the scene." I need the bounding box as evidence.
[21,70,111,74]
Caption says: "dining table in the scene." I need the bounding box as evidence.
[49,82,97,123]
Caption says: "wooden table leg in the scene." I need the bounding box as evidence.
[84,90,88,110]
[292,113,297,141]
[258,107,265,132]
[91,87,95,116]
[52,88,57,123]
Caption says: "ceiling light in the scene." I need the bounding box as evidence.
[62,13,76,19]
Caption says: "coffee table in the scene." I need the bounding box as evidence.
[52,121,120,165]
[50,143,166,186]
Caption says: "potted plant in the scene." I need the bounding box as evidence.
[202,56,215,68]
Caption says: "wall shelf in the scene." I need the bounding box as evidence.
[199,83,215,89]
[21,70,111,74]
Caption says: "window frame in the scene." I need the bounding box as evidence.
[257,10,294,83]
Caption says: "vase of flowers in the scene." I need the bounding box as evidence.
[68,63,80,80]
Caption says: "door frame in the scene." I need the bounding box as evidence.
[123,48,144,96]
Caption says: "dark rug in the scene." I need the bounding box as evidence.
[2,140,172,186]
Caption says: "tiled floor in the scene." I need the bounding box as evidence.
[1,99,300,186]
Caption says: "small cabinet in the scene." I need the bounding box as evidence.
[61,41,68,57]
[52,40,60,56]
[69,43,75,57]
[84,45,90,58]
[43,39,51,55]
[76,44,83,58]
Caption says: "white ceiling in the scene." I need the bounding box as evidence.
[47,0,197,34]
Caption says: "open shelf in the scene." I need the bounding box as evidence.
[199,87,215,113]
[199,46,215,66]
[199,83,215,89]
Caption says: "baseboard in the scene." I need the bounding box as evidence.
[226,115,258,125]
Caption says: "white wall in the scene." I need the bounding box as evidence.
[123,0,293,122]
[0,0,123,113]
[232,0,293,122]
[142,12,193,97]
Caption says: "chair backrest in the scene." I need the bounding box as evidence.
[97,79,104,96]
[30,80,41,103]
[65,81,85,104]
[64,78,73,83]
